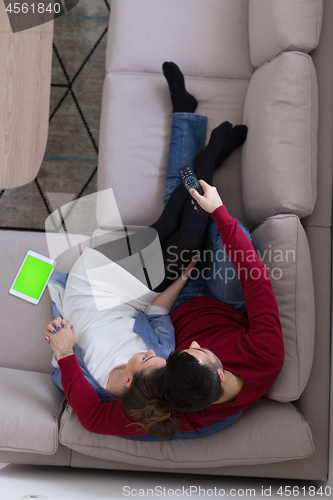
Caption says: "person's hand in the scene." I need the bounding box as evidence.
[45,317,75,360]
[190,180,223,214]
[181,252,199,280]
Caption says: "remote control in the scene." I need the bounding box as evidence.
[178,165,210,216]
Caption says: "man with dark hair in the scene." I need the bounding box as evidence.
[165,348,223,411]
[164,180,284,416]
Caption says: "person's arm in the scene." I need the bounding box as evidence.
[59,355,146,436]
[151,254,199,310]
[45,317,148,436]
[137,257,199,354]
[191,181,284,368]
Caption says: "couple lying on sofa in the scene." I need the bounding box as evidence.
[45,63,284,441]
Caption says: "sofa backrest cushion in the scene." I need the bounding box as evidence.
[241,52,318,229]
[249,0,323,68]
[251,215,315,402]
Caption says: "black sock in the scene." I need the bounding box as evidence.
[163,62,198,113]
[214,124,248,170]
[150,182,188,246]
[194,121,233,181]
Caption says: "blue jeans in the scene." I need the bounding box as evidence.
[164,113,251,316]
[164,113,208,204]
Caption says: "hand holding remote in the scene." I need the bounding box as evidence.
[178,165,210,216]
[190,179,223,214]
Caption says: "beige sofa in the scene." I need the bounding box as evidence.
[0,0,332,482]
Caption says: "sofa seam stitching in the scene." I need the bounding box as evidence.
[105,70,252,83]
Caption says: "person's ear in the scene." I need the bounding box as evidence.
[189,340,200,349]
[124,376,132,388]
[217,368,225,385]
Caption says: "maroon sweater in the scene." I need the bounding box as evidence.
[59,205,284,436]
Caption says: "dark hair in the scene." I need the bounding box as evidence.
[164,351,223,411]
[123,366,180,440]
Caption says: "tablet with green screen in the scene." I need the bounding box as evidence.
[9,251,56,304]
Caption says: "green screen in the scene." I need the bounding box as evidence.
[13,255,53,299]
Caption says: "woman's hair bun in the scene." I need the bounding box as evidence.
[123,367,180,440]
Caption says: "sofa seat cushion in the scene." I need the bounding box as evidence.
[0,230,56,372]
[241,52,318,229]
[97,72,249,227]
[59,398,314,468]
[0,368,65,454]
[106,0,253,80]
[0,230,91,372]
[251,215,315,402]
[249,0,323,68]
